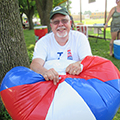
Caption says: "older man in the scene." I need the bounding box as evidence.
[30,6,92,85]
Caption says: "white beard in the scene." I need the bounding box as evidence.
[56,26,68,38]
[56,31,68,38]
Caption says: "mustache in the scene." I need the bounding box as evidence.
[56,26,66,30]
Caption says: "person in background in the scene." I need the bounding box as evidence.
[69,14,76,30]
[30,6,92,85]
[104,0,120,56]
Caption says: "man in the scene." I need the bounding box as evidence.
[30,6,92,85]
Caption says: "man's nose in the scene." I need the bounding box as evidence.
[58,20,63,25]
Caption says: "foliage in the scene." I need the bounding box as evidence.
[35,0,53,32]
[84,11,92,15]
[0,104,12,120]
[18,0,37,29]
[19,0,36,14]
[52,0,72,11]
[53,0,67,7]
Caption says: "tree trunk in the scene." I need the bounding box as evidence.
[0,0,30,112]
[25,6,35,30]
[35,0,53,32]
[26,11,34,30]
[0,0,30,83]
[28,13,34,30]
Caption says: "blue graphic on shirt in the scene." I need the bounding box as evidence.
[57,52,63,60]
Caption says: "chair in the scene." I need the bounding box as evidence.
[76,25,88,37]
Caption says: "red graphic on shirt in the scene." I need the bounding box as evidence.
[67,49,73,60]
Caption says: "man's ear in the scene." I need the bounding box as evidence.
[50,23,53,32]
[50,23,52,28]
[70,20,72,26]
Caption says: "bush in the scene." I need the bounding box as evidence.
[28,50,34,63]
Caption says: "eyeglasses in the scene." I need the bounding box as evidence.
[51,19,70,25]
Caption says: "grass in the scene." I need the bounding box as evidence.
[23,29,36,63]
[1,27,120,119]
[23,29,36,51]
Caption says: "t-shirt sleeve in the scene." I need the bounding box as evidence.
[77,33,92,60]
[32,37,48,61]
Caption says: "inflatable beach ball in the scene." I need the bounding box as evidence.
[0,56,120,120]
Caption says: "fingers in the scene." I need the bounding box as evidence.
[42,68,59,85]
[74,69,81,75]
[66,62,83,75]
[44,74,49,81]
[69,68,81,75]
[51,69,59,85]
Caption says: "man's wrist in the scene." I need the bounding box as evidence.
[78,61,83,72]
[80,64,83,72]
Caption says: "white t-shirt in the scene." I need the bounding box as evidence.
[33,30,92,62]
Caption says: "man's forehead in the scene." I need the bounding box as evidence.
[52,14,69,20]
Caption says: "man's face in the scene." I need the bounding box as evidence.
[50,14,72,38]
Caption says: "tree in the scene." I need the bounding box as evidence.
[35,0,68,32]
[19,0,37,30]
[35,0,53,32]
[84,11,92,15]
[0,0,30,83]
[19,0,70,31]
[53,0,67,8]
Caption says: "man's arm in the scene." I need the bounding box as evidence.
[30,58,59,85]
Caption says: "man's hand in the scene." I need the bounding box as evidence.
[42,68,59,85]
[30,58,60,85]
[66,61,83,75]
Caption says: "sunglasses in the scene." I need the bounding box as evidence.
[51,19,70,25]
